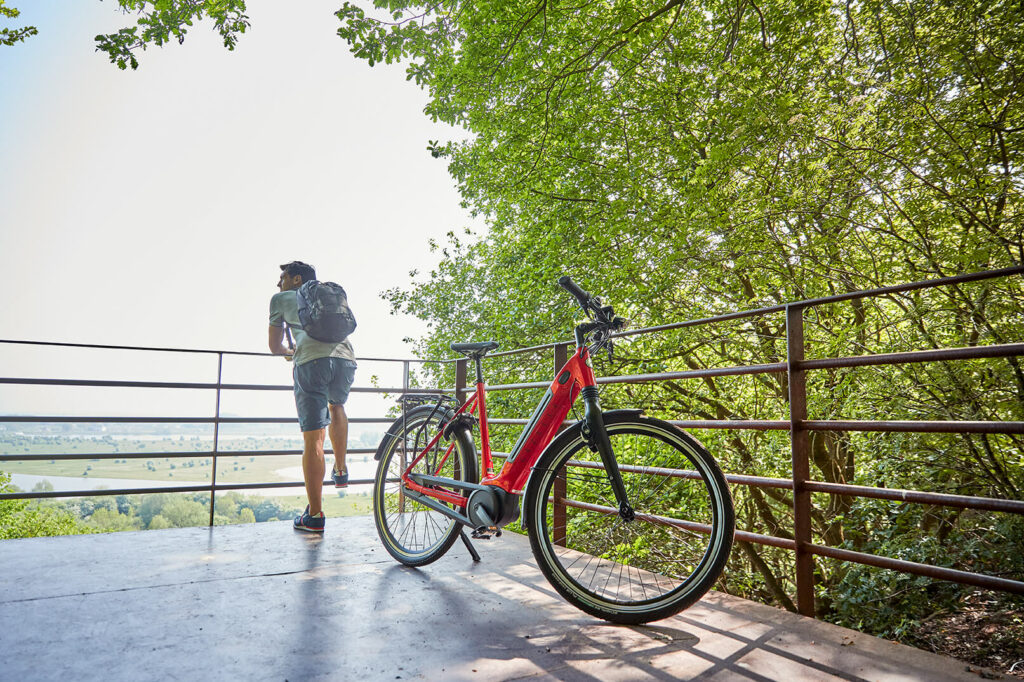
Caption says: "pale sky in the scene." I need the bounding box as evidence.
[0,1,476,419]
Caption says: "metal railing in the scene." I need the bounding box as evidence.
[455,266,1024,617]
[0,345,447,525]
[2,265,1022,619]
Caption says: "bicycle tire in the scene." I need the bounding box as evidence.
[523,413,734,624]
[373,404,478,567]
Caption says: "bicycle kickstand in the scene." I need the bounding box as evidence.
[459,529,482,562]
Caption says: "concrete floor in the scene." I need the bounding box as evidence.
[0,515,995,681]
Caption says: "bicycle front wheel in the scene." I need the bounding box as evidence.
[523,413,734,624]
[373,404,477,567]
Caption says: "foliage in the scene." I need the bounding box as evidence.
[0,472,92,539]
[0,1,37,46]
[94,0,250,70]
[326,0,1023,633]
[0,473,302,537]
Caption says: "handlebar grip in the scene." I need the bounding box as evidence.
[557,276,592,308]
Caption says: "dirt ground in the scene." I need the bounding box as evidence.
[906,592,1024,679]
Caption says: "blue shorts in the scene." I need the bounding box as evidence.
[293,357,358,432]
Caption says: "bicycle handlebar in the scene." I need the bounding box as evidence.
[559,276,628,350]
[558,275,593,313]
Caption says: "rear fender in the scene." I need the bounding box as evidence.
[373,405,479,485]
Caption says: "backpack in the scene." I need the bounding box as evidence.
[294,280,357,343]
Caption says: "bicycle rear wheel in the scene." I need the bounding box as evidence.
[523,413,734,624]
[373,404,477,567]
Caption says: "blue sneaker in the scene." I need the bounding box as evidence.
[331,465,349,488]
[293,505,325,532]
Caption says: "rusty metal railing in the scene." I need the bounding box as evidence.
[453,265,1024,617]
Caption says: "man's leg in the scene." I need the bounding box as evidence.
[328,403,348,476]
[302,428,327,516]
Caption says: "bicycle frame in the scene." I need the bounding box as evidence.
[398,345,596,508]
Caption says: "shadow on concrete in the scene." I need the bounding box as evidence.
[0,515,991,681]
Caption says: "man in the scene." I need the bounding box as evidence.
[268,260,357,532]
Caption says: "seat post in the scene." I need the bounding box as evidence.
[474,356,484,384]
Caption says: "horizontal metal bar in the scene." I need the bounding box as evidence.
[481,343,1017,388]
[735,529,798,550]
[801,481,1024,514]
[598,363,787,385]
[0,416,395,424]
[554,493,1021,593]
[487,341,567,360]
[0,338,434,364]
[485,354,881,393]
[433,415,1021,434]
[486,418,574,427]
[806,543,1024,594]
[0,339,257,356]
[669,419,792,431]
[800,343,1024,371]
[784,265,1024,312]
[563,459,1019,513]
[461,266,1024,360]
[560,495,800,553]
[803,419,1024,434]
[0,377,449,395]
[486,381,550,391]
[564,457,793,490]
[0,378,221,390]
[485,417,792,430]
[0,448,379,462]
[0,479,374,501]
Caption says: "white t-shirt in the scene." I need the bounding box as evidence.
[268,290,356,366]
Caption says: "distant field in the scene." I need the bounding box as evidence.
[0,435,376,485]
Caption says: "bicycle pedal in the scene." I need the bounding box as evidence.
[471,526,501,539]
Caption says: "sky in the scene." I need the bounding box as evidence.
[0,1,477,421]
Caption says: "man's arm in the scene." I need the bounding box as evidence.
[268,325,292,357]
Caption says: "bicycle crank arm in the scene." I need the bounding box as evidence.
[401,488,474,528]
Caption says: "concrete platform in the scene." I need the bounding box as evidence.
[0,516,994,681]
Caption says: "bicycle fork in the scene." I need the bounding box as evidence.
[579,385,635,522]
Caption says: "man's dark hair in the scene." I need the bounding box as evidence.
[280,261,316,283]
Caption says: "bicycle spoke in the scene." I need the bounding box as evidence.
[529,419,733,622]
[374,407,475,565]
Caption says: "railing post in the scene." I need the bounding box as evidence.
[209,352,223,527]
[552,343,569,547]
[399,360,410,514]
[455,358,468,405]
[787,305,816,617]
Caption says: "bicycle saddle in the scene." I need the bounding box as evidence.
[450,341,500,357]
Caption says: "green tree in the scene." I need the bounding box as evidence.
[157,496,208,527]
[0,1,36,46]
[0,472,92,539]
[327,0,1023,631]
[87,507,142,532]
[94,0,250,70]
[148,514,172,530]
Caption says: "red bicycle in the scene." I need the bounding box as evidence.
[372,277,735,624]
